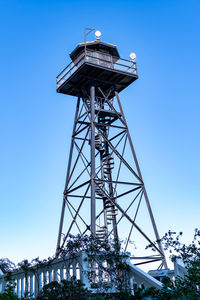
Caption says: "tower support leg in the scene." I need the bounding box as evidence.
[115,91,167,269]
[56,97,80,256]
[90,85,96,236]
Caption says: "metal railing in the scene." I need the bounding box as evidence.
[56,50,137,89]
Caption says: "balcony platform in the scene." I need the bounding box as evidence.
[56,51,138,99]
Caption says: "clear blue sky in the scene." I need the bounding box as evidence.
[0,0,200,265]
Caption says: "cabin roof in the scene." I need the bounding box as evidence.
[70,40,120,60]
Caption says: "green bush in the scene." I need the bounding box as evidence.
[36,276,90,300]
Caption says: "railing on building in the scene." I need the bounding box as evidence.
[56,50,138,90]
[0,252,124,298]
[0,252,87,298]
[0,251,163,298]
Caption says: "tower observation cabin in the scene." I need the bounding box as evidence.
[56,40,138,98]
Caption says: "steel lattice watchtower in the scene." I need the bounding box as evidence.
[55,34,167,269]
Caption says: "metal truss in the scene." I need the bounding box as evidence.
[56,84,167,269]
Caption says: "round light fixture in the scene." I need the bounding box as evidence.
[95,30,101,40]
[129,52,136,61]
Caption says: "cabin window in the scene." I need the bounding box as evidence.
[86,51,113,69]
